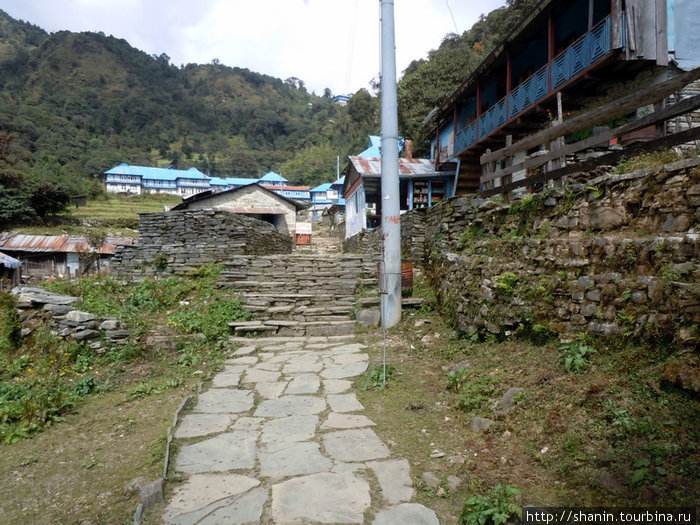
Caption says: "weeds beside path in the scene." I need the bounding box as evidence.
[356,297,698,522]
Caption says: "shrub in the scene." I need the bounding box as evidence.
[493,272,519,295]
[560,342,596,373]
[460,484,520,525]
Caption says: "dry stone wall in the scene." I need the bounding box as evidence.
[346,158,699,348]
[112,210,293,279]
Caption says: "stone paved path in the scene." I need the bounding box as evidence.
[162,335,440,524]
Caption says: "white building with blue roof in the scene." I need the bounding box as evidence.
[258,171,288,187]
[104,164,211,197]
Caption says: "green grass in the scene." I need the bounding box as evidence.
[1,263,248,444]
[356,276,699,523]
[11,194,182,238]
[70,193,181,219]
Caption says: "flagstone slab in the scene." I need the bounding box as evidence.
[192,488,268,525]
[271,472,370,524]
[254,395,326,417]
[321,361,369,379]
[367,459,414,504]
[211,371,241,388]
[193,389,254,414]
[232,417,264,430]
[259,441,332,479]
[321,412,375,430]
[175,413,235,439]
[232,345,257,356]
[327,393,364,413]
[330,352,369,365]
[372,503,440,525]
[256,360,282,371]
[255,381,287,400]
[323,379,353,394]
[162,473,260,524]
[261,415,318,443]
[226,356,258,365]
[282,354,324,373]
[323,428,390,462]
[242,368,281,383]
[328,343,367,353]
[175,431,258,473]
[285,373,321,394]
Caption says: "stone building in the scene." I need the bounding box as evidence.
[171,183,308,236]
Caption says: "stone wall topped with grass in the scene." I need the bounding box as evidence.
[112,210,293,279]
[347,156,699,351]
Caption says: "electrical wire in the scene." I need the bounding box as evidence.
[446,0,459,34]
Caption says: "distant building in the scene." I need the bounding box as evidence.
[0,251,21,289]
[309,180,345,221]
[104,164,211,197]
[342,156,454,239]
[0,234,133,279]
[103,165,312,203]
[332,94,351,105]
[258,171,288,187]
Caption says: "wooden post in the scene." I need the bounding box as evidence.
[482,148,493,192]
[503,135,513,202]
[547,92,566,187]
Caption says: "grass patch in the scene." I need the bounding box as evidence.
[0,262,250,522]
[356,279,698,522]
[2,263,247,444]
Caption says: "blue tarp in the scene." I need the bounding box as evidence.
[0,251,21,269]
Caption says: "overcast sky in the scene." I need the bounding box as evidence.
[0,0,506,95]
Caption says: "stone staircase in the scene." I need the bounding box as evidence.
[219,253,380,337]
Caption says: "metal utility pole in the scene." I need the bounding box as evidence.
[380,0,401,328]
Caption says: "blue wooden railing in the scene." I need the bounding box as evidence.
[552,16,611,89]
[451,15,612,155]
[508,64,549,119]
[455,121,477,154]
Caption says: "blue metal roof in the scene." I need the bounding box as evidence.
[209,177,258,186]
[310,183,333,192]
[0,250,21,269]
[259,171,287,182]
[104,164,209,182]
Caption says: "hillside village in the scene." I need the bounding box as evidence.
[1,0,699,524]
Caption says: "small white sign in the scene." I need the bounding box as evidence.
[296,222,312,234]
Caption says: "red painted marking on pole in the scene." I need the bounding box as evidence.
[386,216,401,224]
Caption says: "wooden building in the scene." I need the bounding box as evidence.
[425,0,700,195]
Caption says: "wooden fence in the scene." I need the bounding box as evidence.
[479,68,700,197]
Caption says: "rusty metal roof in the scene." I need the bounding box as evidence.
[0,234,134,255]
[347,156,441,177]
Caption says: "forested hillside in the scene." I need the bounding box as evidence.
[0,1,530,226]
[398,0,539,156]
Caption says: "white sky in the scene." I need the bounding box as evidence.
[0,0,506,95]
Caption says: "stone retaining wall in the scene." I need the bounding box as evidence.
[345,158,699,347]
[112,210,293,279]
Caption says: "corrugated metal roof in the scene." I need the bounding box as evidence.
[348,156,440,176]
[0,234,134,254]
[0,251,21,268]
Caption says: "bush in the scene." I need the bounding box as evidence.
[460,484,520,525]
[560,342,596,373]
